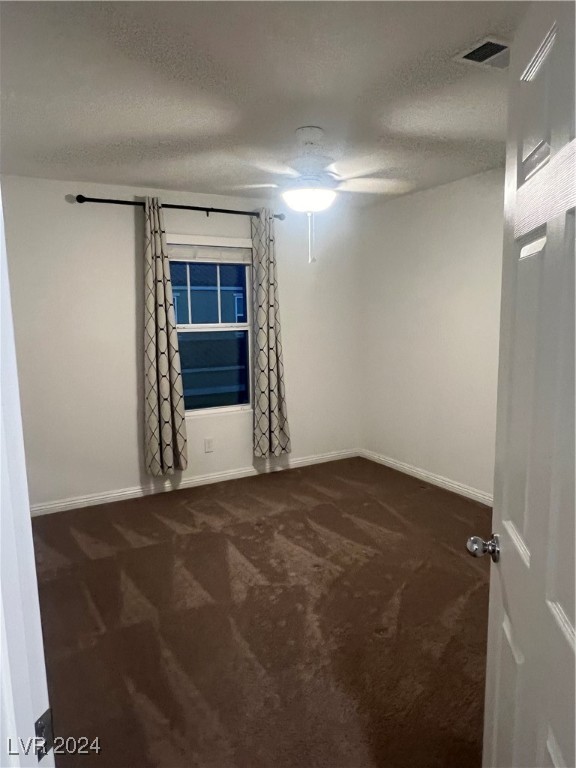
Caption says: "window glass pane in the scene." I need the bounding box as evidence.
[169,262,189,324]
[220,264,248,323]
[190,264,218,324]
[178,330,249,410]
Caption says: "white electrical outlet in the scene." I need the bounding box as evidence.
[204,438,214,453]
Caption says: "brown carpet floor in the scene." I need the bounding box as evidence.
[32,457,491,768]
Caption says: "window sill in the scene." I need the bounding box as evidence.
[185,405,253,419]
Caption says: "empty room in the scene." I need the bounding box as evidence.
[1,2,574,767]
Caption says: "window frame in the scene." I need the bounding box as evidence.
[167,233,254,417]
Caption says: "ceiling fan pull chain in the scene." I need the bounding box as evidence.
[307,211,317,264]
[311,212,317,263]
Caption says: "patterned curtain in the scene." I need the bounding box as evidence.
[143,197,188,476]
[251,209,291,458]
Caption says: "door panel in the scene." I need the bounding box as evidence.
[0,187,53,765]
[483,3,575,767]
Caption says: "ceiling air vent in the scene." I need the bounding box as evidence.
[455,38,510,70]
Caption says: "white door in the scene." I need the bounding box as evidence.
[0,191,54,766]
[480,2,575,767]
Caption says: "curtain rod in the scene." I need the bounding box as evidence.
[75,194,285,220]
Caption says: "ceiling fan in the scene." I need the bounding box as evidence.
[240,126,405,210]
[238,126,406,262]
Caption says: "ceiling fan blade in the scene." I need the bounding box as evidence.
[290,153,334,176]
[337,177,413,195]
[228,183,279,190]
[243,158,300,178]
[328,154,390,181]
[230,146,301,178]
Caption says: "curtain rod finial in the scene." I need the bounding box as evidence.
[76,194,86,204]
[275,213,286,221]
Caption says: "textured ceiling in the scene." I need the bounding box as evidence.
[0,1,528,202]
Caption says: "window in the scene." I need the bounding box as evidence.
[168,238,252,413]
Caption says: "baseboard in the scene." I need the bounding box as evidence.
[358,449,493,506]
[260,449,358,473]
[29,449,358,516]
[29,448,492,516]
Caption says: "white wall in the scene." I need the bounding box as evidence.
[1,175,361,510]
[359,170,504,499]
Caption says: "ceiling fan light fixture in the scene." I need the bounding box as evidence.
[281,187,337,213]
